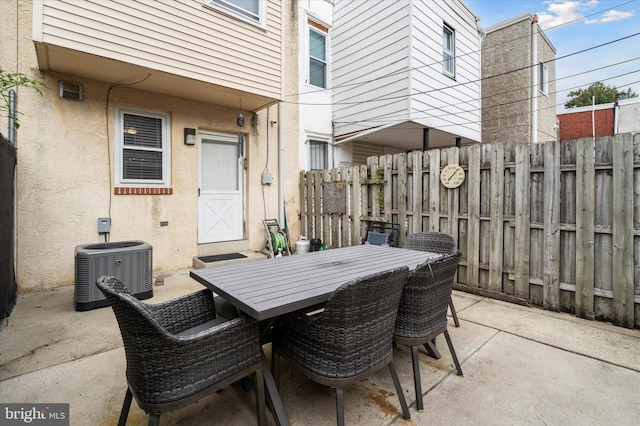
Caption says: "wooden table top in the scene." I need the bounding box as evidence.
[190,244,439,321]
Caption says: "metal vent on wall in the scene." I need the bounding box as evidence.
[59,81,83,100]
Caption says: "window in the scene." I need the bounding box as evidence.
[309,20,328,88]
[309,140,328,170]
[115,107,171,188]
[203,0,265,27]
[539,62,549,95]
[442,24,455,77]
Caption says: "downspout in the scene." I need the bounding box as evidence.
[614,97,619,134]
[278,101,285,228]
[531,14,538,144]
[592,96,596,140]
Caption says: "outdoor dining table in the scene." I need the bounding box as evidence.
[190,244,440,426]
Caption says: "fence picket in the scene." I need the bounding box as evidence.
[298,135,638,328]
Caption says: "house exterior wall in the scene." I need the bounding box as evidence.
[331,0,481,142]
[298,0,333,170]
[331,0,412,135]
[558,104,615,141]
[1,0,300,291]
[482,14,557,144]
[410,0,481,141]
[618,97,640,133]
[535,29,557,143]
[32,0,282,101]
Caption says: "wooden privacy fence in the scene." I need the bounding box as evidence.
[299,133,640,329]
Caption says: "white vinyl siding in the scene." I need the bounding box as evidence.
[33,0,281,100]
[203,0,265,27]
[114,107,171,188]
[442,24,455,77]
[332,0,481,142]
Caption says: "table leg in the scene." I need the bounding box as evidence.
[262,351,290,426]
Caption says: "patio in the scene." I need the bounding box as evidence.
[1,267,640,425]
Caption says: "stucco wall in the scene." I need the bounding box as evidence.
[2,0,300,291]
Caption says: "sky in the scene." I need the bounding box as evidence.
[463,0,640,111]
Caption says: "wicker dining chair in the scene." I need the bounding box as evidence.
[403,232,460,327]
[273,267,411,426]
[394,252,463,411]
[96,276,266,426]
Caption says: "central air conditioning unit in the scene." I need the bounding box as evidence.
[74,240,153,311]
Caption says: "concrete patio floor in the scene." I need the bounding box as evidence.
[2,267,640,425]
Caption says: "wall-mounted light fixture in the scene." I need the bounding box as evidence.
[237,113,245,127]
[184,128,196,145]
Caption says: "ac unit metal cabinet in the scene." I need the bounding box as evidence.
[74,241,153,311]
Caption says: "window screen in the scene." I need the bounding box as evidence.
[122,114,163,180]
[442,25,455,77]
[309,140,328,170]
[309,26,327,88]
[204,0,263,25]
[115,107,170,187]
[539,62,549,95]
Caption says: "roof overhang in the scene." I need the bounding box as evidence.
[34,43,278,111]
[334,120,479,150]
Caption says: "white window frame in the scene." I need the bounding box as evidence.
[308,21,328,89]
[539,62,549,95]
[114,106,171,188]
[203,0,266,28]
[443,24,455,78]
[308,139,330,170]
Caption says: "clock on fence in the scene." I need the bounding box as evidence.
[440,164,465,189]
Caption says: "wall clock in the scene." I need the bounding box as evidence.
[440,164,465,189]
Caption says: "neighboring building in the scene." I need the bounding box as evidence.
[557,96,640,141]
[297,0,334,171]
[330,0,483,166]
[481,13,557,144]
[0,0,299,290]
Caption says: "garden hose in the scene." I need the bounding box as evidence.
[270,231,287,253]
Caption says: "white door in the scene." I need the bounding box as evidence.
[198,132,244,243]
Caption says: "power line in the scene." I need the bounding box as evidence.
[291,31,640,107]
[289,0,637,98]
[334,58,640,125]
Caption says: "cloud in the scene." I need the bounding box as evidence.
[598,9,634,23]
[537,0,635,28]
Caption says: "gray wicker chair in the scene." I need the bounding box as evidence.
[273,267,411,426]
[96,276,266,426]
[403,232,460,327]
[394,252,463,411]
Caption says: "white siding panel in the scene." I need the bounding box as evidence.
[332,0,481,142]
[332,0,412,135]
[39,0,281,98]
[410,0,481,140]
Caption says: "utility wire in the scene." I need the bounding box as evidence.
[294,32,640,107]
[289,0,637,98]
[335,65,640,126]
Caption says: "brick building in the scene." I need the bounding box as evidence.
[557,104,614,141]
[557,97,640,142]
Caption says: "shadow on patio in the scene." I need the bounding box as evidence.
[1,268,640,425]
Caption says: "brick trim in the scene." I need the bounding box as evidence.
[114,187,173,195]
